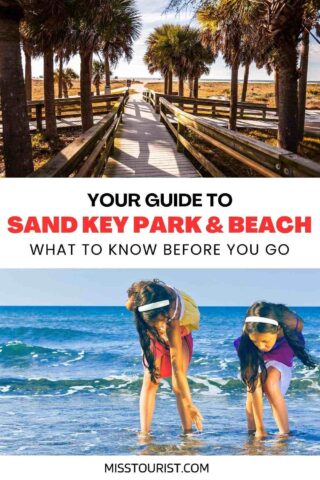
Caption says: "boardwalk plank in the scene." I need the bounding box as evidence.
[104,95,200,178]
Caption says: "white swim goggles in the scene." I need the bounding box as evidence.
[245,316,279,326]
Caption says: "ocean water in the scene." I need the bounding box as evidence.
[0,306,318,456]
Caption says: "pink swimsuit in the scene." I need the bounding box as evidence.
[150,327,193,378]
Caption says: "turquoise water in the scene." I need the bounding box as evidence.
[0,306,319,455]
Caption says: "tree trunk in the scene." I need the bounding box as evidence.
[277,40,299,152]
[275,69,279,112]
[43,48,57,139]
[241,62,250,103]
[0,13,33,176]
[164,71,169,95]
[62,81,69,98]
[188,76,194,97]
[229,54,239,131]
[95,82,100,96]
[105,55,111,95]
[89,52,93,84]
[25,50,32,102]
[80,50,93,132]
[194,76,199,99]
[58,55,63,99]
[168,70,173,95]
[298,29,309,142]
[178,76,184,97]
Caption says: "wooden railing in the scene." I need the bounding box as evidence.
[159,97,320,178]
[143,89,276,120]
[29,91,129,177]
[27,94,125,132]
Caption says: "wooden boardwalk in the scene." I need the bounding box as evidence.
[104,95,200,177]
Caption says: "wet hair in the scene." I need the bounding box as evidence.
[127,279,176,383]
[238,301,316,393]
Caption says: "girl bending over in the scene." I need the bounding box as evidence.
[234,302,316,438]
[126,279,202,435]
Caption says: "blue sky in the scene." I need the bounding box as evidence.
[30,0,320,81]
[0,270,320,306]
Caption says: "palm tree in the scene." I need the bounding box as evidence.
[99,0,141,95]
[169,0,320,151]
[144,24,177,95]
[20,21,35,103]
[234,0,320,151]
[188,62,209,98]
[0,0,33,176]
[55,52,64,99]
[92,59,104,96]
[183,29,215,98]
[298,29,310,141]
[298,3,320,140]
[260,1,309,151]
[171,26,198,97]
[24,1,72,140]
[67,0,124,131]
[240,41,256,102]
[145,24,214,97]
[65,20,96,131]
[54,67,79,98]
[197,1,247,130]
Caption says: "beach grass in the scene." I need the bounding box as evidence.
[31,79,127,100]
[145,81,320,109]
[243,129,320,162]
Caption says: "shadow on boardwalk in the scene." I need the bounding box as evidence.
[104,94,200,178]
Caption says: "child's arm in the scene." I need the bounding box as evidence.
[139,359,161,434]
[167,319,203,431]
[248,376,267,438]
[246,393,256,432]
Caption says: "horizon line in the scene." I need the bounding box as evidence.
[0,304,319,308]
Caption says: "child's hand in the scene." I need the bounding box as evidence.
[187,403,203,432]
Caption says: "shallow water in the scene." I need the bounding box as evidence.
[0,306,319,455]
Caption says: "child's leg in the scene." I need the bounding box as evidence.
[263,366,289,435]
[172,339,193,433]
[139,368,160,434]
[246,391,256,432]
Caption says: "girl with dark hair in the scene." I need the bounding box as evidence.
[126,279,202,435]
[234,301,316,438]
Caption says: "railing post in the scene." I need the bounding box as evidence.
[211,105,216,117]
[155,94,160,113]
[159,100,163,123]
[159,100,166,124]
[110,134,115,156]
[177,120,185,153]
[36,104,43,132]
[193,101,198,115]
[120,99,125,124]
